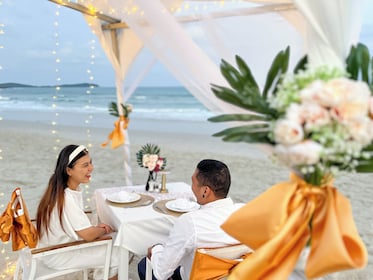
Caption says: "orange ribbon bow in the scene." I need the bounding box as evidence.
[0,187,38,251]
[101,116,129,149]
[221,173,367,279]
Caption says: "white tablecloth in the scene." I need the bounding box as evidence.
[94,182,194,280]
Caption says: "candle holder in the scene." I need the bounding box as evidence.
[159,171,170,193]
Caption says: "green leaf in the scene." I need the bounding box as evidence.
[208,114,272,123]
[220,59,245,90]
[293,55,308,73]
[212,124,272,144]
[235,55,260,93]
[262,46,290,98]
[346,43,371,84]
[356,161,373,172]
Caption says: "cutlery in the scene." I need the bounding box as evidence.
[126,199,153,208]
[154,205,169,214]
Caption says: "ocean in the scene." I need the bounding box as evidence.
[0,86,214,125]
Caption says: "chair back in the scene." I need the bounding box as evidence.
[189,243,252,280]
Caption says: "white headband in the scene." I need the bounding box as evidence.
[68,145,87,165]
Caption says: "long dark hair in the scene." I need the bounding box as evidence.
[36,144,88,238]
[196,159,231,198]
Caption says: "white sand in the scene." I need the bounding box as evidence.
[0,118,372,279]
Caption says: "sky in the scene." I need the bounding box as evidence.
[0,0,372,87]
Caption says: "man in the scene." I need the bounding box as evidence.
[138,159,244,280]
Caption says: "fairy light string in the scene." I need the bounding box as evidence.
[83,37,97,209]
[0,2,14,277]
[51,4,62,153]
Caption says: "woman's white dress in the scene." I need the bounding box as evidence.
[38,187,118,279]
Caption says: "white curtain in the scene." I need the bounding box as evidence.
[293,0,363,69]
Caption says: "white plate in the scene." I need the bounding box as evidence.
[107,191,141,203]
[165,199,200,213]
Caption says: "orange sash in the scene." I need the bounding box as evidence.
[0,187,38,251]
[101,116,129,149]
[190,247,251,280]
[221,173,367,279]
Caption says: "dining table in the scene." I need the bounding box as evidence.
[94,181,196,280]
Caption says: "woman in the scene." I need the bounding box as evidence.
[36,144,118,280]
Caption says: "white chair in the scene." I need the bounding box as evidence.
[13,235,113,280]
[145,243,252,280]
[0,188,113,280]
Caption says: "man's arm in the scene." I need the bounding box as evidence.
[150,215,195,280]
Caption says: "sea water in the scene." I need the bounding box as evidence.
[0,86,214,124]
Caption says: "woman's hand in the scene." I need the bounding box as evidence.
[97,223,113,235]
[77,223,114,241]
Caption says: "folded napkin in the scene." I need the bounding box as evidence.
[171,198,197,210]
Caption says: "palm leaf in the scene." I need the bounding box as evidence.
[212,124,273,144]
[293,55,308,73]
[208,113,272,122]
[262,46,290,98]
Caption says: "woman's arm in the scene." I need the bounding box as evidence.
[76,223,114,241]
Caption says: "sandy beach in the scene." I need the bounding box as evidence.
[0,115,372,279]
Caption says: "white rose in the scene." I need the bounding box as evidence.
[300,80,326,105]
[142,154,158,171]
[325,78,370,122]
[345,117,373,146]
[300,103,331,131]
[275,141,322,166]
[287,141,323,166]
[369,97,373,118]
[274,119,304,145]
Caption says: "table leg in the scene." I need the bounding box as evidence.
[118,246,129,280]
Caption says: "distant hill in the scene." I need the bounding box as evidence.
[0,83,99,88]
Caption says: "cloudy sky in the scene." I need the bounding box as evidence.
[0,0,372,87]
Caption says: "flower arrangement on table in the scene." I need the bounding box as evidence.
[208,44,371,279]
[136,143,167,191]
[102,102,133,148]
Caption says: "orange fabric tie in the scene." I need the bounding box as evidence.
[190,249,251,280]
[0,187,38,251]
[221,173,367,279]
[101,116,129,149]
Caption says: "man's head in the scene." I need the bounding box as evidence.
[191,159,231,205]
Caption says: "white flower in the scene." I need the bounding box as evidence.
[345,118,373,146]
[299,80,327,105]
[275,141,323,166]
[326,78,370,122]
[273,119,304,145]
[369,97,373,118]
[142,154,159,171]
[290,103,331,131]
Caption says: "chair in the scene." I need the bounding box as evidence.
[13,235,113,280]
[0,188,113,280]
[145,243,252,280]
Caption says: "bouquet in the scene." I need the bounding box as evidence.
[136,143,167,191]
[136,143,167,172]
[209,44,371,279]
[209,44,373,186]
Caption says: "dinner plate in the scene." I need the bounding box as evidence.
[106,191,141,204]
[165,199,200,213]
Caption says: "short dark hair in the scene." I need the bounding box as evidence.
[196,159,231,198]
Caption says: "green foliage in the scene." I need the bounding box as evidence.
[136,143,167,169]
[108,102,132,118]
[209,46,302,145]
[345,43,373,91]
[209,43,373,176]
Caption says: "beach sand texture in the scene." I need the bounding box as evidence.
[0,119,372,279]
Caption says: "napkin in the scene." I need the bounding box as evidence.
[171,198,197,210]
